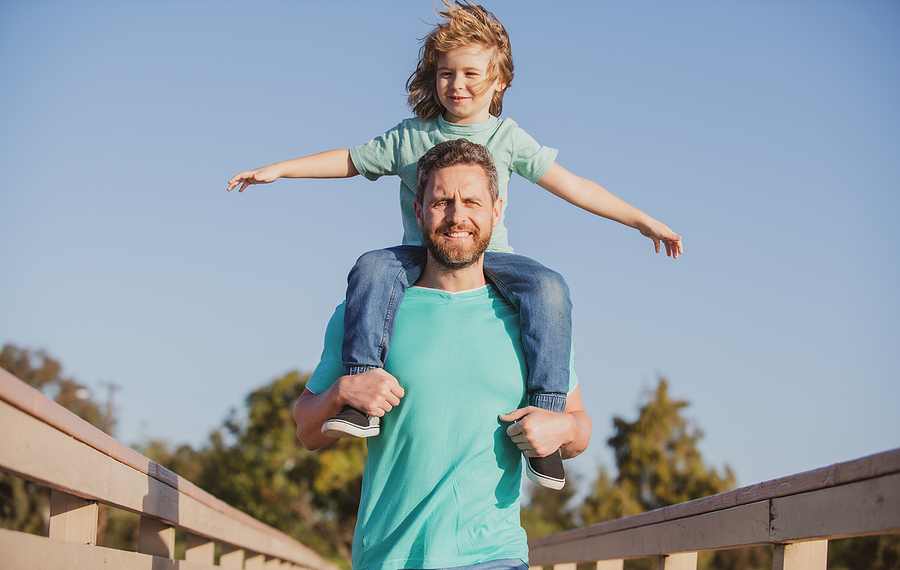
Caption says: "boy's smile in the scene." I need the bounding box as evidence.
[436,45,505,125]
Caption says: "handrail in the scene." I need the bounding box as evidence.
[529,447,900,570]
[0,368,340,570]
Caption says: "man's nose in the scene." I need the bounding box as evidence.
[445,200,466,223]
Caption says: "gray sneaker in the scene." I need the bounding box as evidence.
[321,406,380,438]
[526,449,565,490]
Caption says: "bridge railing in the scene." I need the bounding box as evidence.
[528,446,900,570]
[0,368,340,570]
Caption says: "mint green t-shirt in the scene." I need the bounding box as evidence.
[349,116,558,254]
[307,285,577,570]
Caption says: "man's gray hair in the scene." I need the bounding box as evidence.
[415,139,500,204]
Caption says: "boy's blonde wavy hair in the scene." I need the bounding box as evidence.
[406,1,514,120]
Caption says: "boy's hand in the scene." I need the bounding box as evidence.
[336,368,405,417]
[227,165,281,192]
[500,407,575,458]
[639,219,683,259]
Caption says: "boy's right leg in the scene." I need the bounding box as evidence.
[321,246,426,439]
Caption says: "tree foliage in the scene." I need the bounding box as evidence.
[829,534,900,570]
[583,379,764,570]
[196,370,365,565]
[606,378,735,514]
[0,344,105,429]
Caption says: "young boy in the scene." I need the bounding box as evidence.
[228,1,682,490]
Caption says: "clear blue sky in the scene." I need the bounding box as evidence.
[2,0,898,490]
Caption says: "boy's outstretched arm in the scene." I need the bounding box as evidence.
[227,149,359,192]
[537,163,683,258]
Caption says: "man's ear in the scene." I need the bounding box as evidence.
[414,200,424,228]
[492,198,502,228]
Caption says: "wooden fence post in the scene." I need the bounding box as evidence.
[220,543,247,568]
[773,541,828,570]
[185,532,215,564]
[48,489,98,545]
[658,552,698,570]
[138,516,175,558]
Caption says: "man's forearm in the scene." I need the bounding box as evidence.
[560,409,592,459]
[293,387,343,451]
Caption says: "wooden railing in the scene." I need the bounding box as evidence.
[0,368,340,570]
[529,447,900,570]
[4,361,896,570]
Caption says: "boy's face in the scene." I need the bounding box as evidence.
[435,45,505,125]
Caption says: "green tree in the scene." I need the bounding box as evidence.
[0,344,105,429]
[580,466,643,524]
[581,378,771,570]
[828,534,900,570]
[198,370,365,567]
[605,378,734,513]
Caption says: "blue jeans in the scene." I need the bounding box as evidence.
[342,246,572,413]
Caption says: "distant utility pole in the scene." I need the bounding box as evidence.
[99,381,119,436]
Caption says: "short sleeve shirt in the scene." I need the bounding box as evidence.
[307,285,578,570]
[350,116,558,253]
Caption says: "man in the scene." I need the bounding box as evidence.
[294,139,592,570]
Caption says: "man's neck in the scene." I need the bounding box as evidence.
[413,255,488,293]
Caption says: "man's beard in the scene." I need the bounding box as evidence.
[423,223,492,271]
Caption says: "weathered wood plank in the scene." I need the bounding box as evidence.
[0,527,213,570]
[530,447,900,549]
[0,397,337,568]
[770,472,900,542]
[1,369,336,567]
[529,501,769,565]
[773,541,827,570]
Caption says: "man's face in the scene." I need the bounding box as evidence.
[415,164,502,270]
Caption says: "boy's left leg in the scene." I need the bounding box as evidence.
[484,253,572,490]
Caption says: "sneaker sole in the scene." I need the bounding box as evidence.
[321,419,380,439]
[526,462,566,490]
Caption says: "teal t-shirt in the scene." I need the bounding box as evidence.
[307,285,577,570]
[349,116,558,254]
